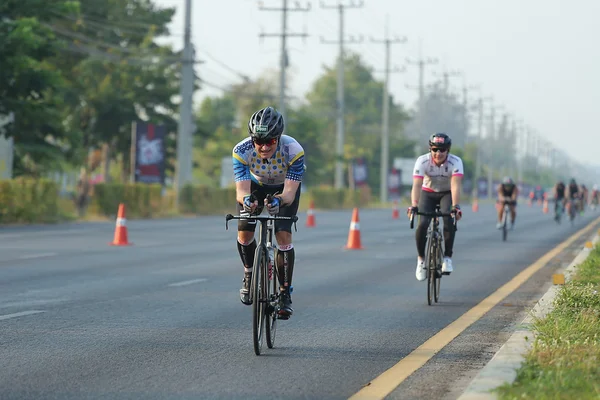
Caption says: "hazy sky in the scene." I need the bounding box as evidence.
[153,0,599,165]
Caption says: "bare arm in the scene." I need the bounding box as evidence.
[278,179,301,206]
[451,175,462,206]
[235,180,252,204]
[512,187,519,201]
[411,177,423,207]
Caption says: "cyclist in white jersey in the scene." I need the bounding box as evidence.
[231,106,305,319]
[407,133,463,281]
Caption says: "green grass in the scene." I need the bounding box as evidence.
[495,244,600,400]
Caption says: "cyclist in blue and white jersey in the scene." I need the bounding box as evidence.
[407,133,463,281]
[232,106,305,319]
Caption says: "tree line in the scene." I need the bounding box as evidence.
[5,0,535,193]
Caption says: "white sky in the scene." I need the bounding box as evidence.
[153,0,599,166]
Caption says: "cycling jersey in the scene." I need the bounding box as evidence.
[232,135,305,187]
[568,183,579,198]
[555,183,565,199]
[500,184,516,197]
[413,153,464,192]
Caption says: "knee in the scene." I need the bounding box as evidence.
[238,231,254,244]
[276,231,292,245]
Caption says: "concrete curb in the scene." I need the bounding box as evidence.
[456,232,600,400]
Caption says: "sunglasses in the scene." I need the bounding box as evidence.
[430,148,448,153]
[253,137,278,146]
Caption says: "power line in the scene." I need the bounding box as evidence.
[320,0,364,189]
[258,0,310,120]
[370,15,406,202]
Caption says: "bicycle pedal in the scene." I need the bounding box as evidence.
[442,271,451,276]
[276,314,290,320]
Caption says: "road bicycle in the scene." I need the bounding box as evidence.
[410,205,457,305]
[226,209,298,355]
[566,197,578,225]
[499,199,514,242]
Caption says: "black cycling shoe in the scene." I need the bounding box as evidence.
[277,290,293,319]
[239,273,252,305]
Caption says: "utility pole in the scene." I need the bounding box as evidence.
[516,118,524,185]
[461,81,479,147]
[321,0,363,189]
[486,100,504,198]
[432,67,461,145]
[370,16,406,203]
[406,40,437,148]
[474,97,484,198]
[176,0,194,207]
[259,0,310,121]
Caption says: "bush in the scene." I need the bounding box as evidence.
[93,183,165,218]
[0,178,60,223]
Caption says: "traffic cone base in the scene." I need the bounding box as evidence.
[110,203,132,246]
[345,208,363,250]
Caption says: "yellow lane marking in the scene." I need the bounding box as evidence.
[349,216,600,400]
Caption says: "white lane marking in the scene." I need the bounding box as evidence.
[19,253,57,259]
[168,278,208,287]
[0,298,68,308]
[0,310,46,321]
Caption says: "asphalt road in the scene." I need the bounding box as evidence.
[0,203,598,400]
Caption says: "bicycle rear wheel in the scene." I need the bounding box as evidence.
[252,246,267,355]
[569,202,576,224]
[265,250,277,349]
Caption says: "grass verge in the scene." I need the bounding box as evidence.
[495,242,600,399]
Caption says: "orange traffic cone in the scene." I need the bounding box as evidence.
[345,208,363,250]
[528,191,534,207]
[392,199,399,219]
[472,198,479,212]
[306,199,316,227]
[543,199,549,214]
[110,203,132,246]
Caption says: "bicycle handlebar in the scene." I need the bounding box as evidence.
[409,210,457,230]
[225,213,299,231]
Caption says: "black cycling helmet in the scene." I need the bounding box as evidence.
[429,132,452,149]
[502,176,514,185]
[248,106,284,140]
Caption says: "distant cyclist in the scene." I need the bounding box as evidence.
[553,180,566,220]
[581,184,589,213]
[566,178,581,214]
[232,106,305,319]
[496,176,519,230]
[590,184,599,210]
[407,133,463,281]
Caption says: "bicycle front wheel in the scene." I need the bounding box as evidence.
[265,251,277,349]
[425,235,434,306]
[502,207,508,242]
[252,245,267,355]
[434,240,442,303]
